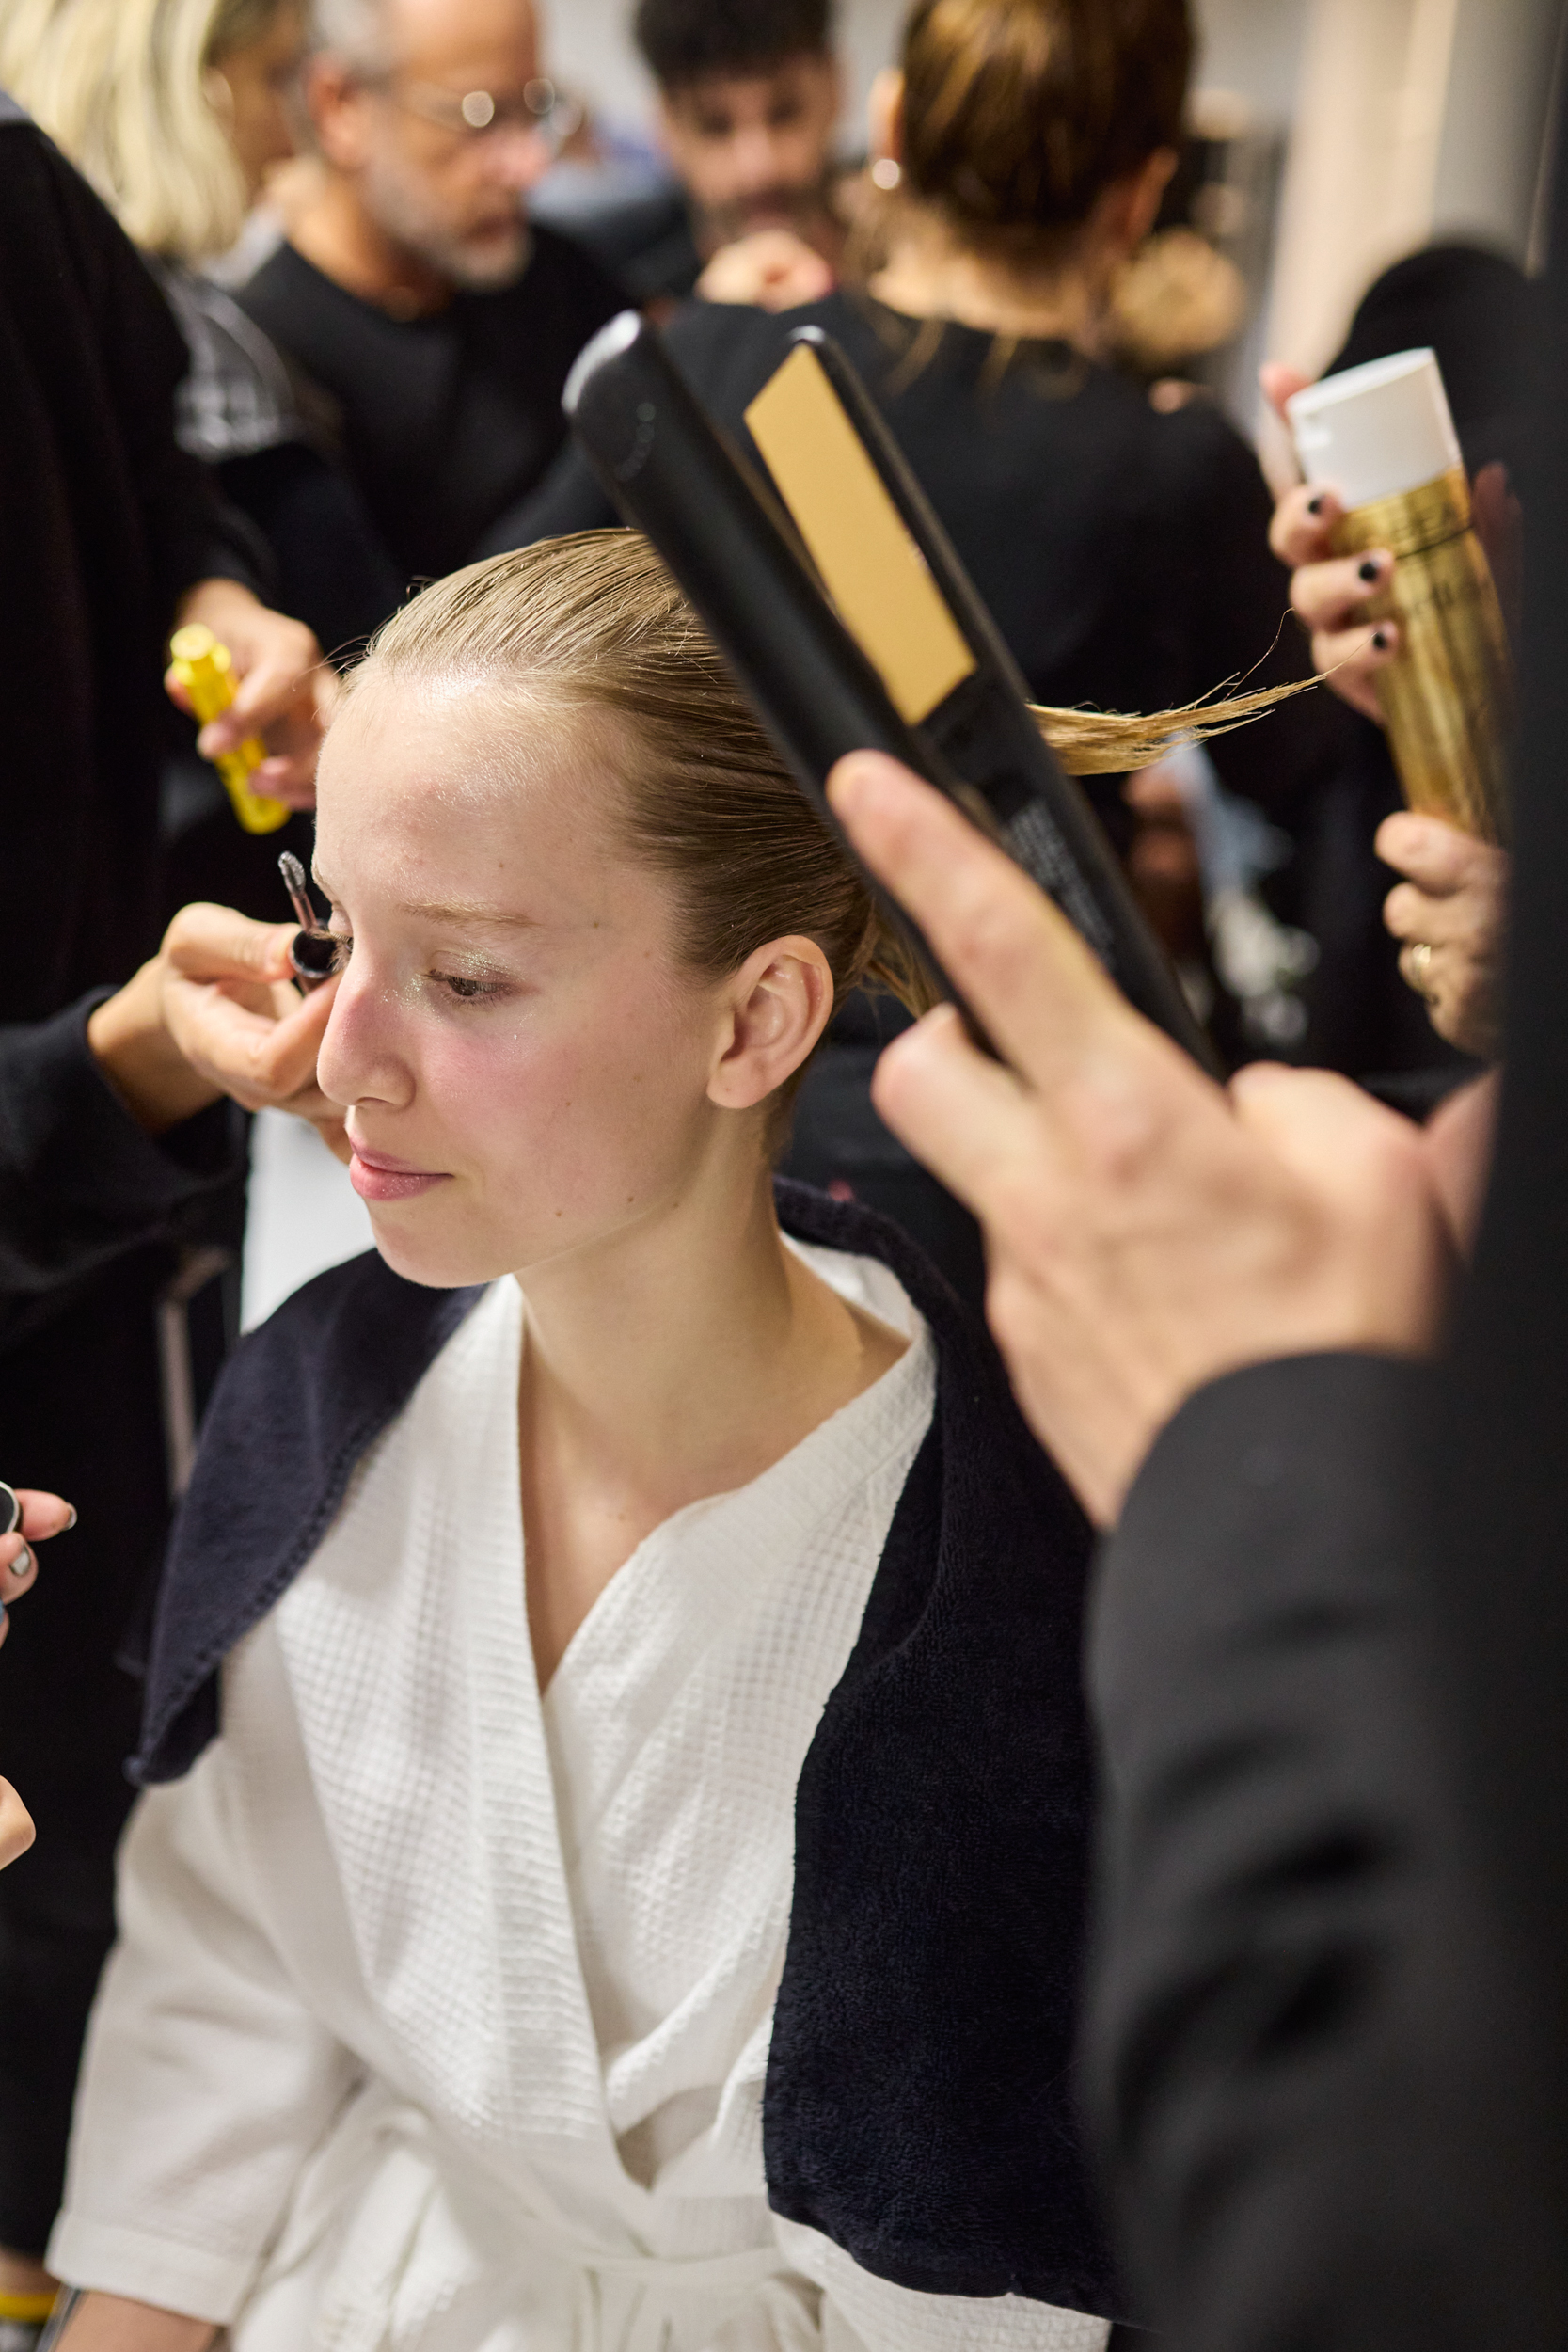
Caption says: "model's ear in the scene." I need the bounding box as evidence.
[867,68,904,169]
[706,936,834,1112]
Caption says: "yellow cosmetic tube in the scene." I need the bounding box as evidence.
[167,623,290,834]
[1287,349,1513,844]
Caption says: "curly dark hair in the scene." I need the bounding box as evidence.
[633,0,833,92]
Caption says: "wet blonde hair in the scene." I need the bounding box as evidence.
[353,530,1305,1031]
[0,0,288,261]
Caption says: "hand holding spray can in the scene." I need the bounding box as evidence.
[1287,349,1513,843]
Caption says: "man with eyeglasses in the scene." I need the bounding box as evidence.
[236,0,626,594]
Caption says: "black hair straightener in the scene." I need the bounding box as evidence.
[563,311,1217,1072]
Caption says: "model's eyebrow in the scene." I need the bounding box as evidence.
[398,898,542,932]
[309,868,539,933]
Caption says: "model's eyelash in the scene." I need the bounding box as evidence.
[433,971,509,1004]
[322,925,507,1005]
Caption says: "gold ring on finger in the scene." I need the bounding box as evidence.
[1405,940,1436,1000]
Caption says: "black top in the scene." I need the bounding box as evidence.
[237,227,626,583]
[508,287,1337,817]
[133,1178,1114,2315]
[557,181,703,307]
[0,104,256,1018]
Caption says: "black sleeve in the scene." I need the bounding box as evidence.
[17,124,260,603]
[0,997,245,1339]
[1084,1352,1549,2348]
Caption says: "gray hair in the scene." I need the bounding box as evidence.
[309,0,391,71]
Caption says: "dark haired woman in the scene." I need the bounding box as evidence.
[516,0,1327,813]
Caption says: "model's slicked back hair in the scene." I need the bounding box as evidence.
[308,0,390,72]
[634,0,832,92]
[900,0,1192,236]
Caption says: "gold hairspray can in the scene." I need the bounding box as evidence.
[1287,349,1513,844]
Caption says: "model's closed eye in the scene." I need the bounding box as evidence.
[432,969,511,1004]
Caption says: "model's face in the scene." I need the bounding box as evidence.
[211,0,307,201]
[659,54,841,246]
[313,0,550,287]
[312,681,736,1289]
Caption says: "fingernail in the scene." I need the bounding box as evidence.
[11,1546,33,1582]
[1372,628,1391,652]
[64,1507,77,1530]
[1307,493,1325,516]
[1358,557,1383,584]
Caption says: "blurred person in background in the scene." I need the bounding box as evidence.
[234,0,626,589]
[0,0,402,667]
[0,0,404,924]
[516,0,1338,1306]
[590,0,847,310]
[0,87,329,2342]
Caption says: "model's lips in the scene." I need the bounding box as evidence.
[348,1145,451,1204]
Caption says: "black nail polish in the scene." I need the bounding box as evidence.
[1358,557,1382,583]
[1372,627,1391,652]
[1307,493,1325,516]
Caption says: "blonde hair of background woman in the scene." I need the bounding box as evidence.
[0,0,284,261]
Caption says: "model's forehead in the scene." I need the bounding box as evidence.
[320,673,581,811]
[314,675,645,920]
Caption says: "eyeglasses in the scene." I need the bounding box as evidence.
[370,73,582,153]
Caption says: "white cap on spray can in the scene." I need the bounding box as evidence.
[1285,348,1463,507]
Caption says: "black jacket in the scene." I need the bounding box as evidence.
[134,1179,1117,2317]
[1085,1353,1568,2348]
[0,996,243,1353]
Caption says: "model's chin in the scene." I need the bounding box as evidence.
[365,1201,499,1292]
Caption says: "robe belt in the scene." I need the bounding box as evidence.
[315,2106,801,2352]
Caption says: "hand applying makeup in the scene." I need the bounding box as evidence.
[87,903,347,1158]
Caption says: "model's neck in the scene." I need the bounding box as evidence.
[514,1139,907,1687]
[517,1158,847,1502]
[869,205,1111,350]
[288,169,451,317]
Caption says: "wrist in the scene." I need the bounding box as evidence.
[174,578,260,637]
[87,962,222,1136]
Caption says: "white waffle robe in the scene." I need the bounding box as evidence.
[51,1248,1107,2352]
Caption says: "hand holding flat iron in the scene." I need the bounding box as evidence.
[829,752,1490,1525]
